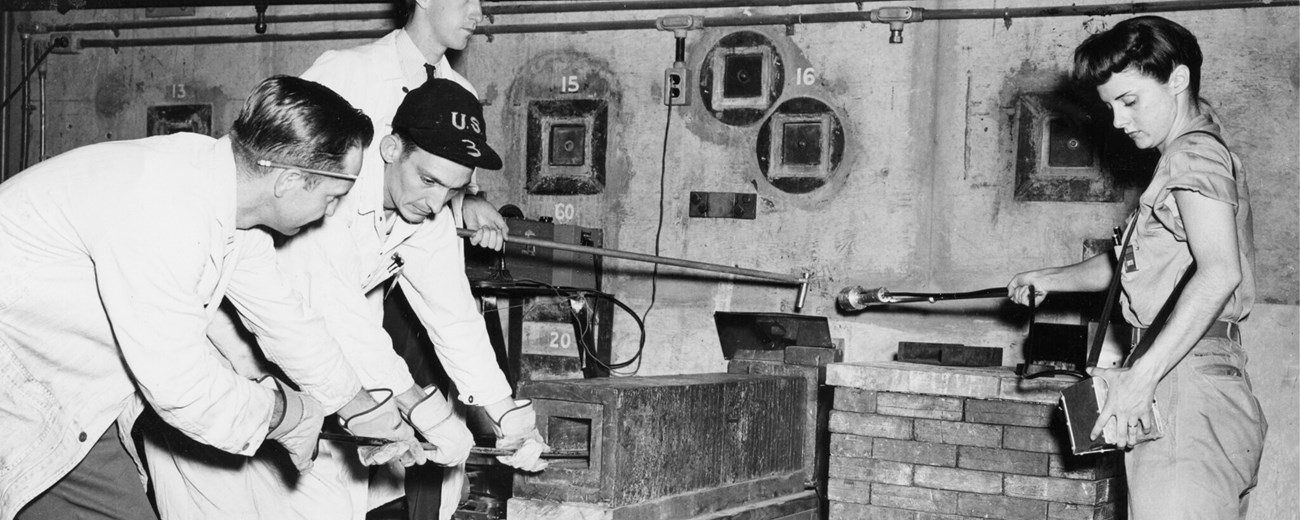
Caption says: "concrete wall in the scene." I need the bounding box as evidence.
[5,1,1296,516]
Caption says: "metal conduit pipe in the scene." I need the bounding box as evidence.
[70,0,1297,47]
[2,11,11,181]
[923,0,1299,19]
[485,0,899,16]
[81,29,390,48]
[19,35,29,170]
[38,0,890,33]
[44,10,394,32]
[38,56,45,163]
[73,0,1300,46]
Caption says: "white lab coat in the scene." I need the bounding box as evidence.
[0,134,362,520]
[145,30,512,520]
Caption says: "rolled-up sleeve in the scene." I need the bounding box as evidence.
[1152,147,1238,241]
[88,198,273,456]
[222,230,363,413]
[397,208,512,406]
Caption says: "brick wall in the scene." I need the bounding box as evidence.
[825,361,1123,520]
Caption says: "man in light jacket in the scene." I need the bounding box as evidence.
[297,0,545,517]
[0,75,426,520]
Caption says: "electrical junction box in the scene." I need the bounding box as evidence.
[526,99,607,195]
[662,65,690,106]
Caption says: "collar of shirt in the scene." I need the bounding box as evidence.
[207,136,240,251]
[395,28,450,91]
[1169,101,1221,143]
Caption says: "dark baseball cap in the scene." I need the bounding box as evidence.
[391,78,502,170]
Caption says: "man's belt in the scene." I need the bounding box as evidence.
[1131,320,1238,346]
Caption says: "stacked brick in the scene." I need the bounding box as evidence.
[824,361,1123,520]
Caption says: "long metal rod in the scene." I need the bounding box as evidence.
[884,287,1005,304]
[456,228,805,285]
[2,11,11,182]
[68,0,1297,47]
[317,432,589,458]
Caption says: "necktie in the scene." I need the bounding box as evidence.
[405,64,437,93]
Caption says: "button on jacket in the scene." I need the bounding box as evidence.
[0,133,362,520]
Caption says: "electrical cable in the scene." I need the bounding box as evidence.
[506,279,647,373]
[0,42,55,112]
[641,100,673,326]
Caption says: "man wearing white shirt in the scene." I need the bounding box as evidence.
[144,78,549,520]
[0,76,425,520]
[296,0,544,517]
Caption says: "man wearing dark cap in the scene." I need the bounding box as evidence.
[143,79,548,520]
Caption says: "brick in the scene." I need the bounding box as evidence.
[1049,452,1122,480]
[830,433,873,458]
[829,456,913,486]
[957,492,1049,520]
[877,393,964,421]
[872,438,958,467]
[834,388,878,414]
[829,502,916,520]
[1003,425,1068,453]
[1049,501,1119,520]
[915,514,974,520]
[1005,475,1120,505]
[827,362,1003,399]
[872,483,958,514]
[732,349,785,362]
[914,418,1002,448]
[830,411,913,440]
[957,446,1049,476]
[913,465,1002,494]
[785,345,841,367]
[965,399,1056,427]
[826,478,871,505]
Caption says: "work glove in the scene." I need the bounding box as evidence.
[489,399,549,472]
[259,376,325,473]
[339,389,428,467]
[404,386,473,466]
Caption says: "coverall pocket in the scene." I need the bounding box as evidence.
[0,342,64,472]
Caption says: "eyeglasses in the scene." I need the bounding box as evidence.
[256,159,359,181]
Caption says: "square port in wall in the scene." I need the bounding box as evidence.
[767,112,833,180]
[711,46,773,110]
[526,99,607,195]
[549,123,587,166]
[1014,93,1120,202]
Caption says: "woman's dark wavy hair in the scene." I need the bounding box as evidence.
[1072,16,1203,101]
[230,75,373,186]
